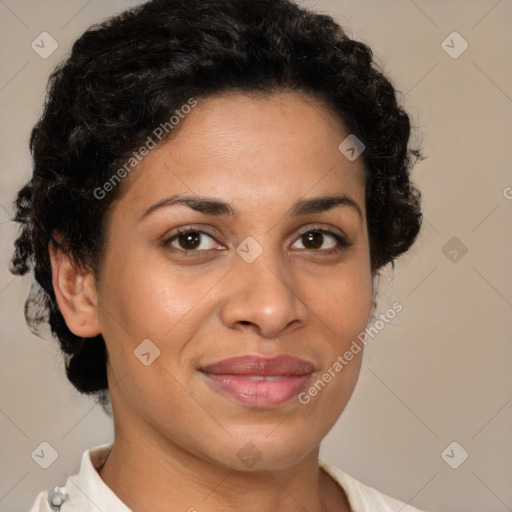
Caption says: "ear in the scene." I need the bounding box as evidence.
[48,239,101,338]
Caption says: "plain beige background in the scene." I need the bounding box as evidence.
[0,1,511,511]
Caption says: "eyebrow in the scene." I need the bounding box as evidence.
[139,193,363,221]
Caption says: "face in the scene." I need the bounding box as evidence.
[90,92,374,470]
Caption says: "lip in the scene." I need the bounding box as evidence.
[200,355,315,408]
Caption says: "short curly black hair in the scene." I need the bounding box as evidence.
[9,0,422,409]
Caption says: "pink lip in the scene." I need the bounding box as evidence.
[200,355,315,408]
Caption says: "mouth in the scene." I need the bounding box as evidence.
[199,355,315,408]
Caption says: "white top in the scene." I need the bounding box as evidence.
[27,443,428,512]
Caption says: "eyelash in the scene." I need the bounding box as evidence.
[162,225,351,256]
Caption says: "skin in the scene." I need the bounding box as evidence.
[49,91,375,512]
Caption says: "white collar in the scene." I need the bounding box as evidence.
[59,443,131,511]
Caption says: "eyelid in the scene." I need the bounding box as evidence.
[293,224,348,242]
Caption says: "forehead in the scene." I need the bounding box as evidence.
[112,91,366,217]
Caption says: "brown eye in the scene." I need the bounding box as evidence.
[291,229,345,251]
[164,229,220,252]
[177,232,201,250]
[301,231,324,249]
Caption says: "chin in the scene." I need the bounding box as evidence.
[205,431,320,473]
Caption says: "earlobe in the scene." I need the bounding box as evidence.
[48,240,101,338]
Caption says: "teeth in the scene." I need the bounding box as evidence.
[243,375,284,381]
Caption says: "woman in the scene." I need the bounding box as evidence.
[11,0,426,510]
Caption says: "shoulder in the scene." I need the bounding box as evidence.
[319,459,430,512]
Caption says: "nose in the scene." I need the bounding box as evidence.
[219,248,310,338]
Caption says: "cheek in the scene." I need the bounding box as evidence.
[96,253,227,406]
[99,252,211,341]
[97,259,210,423]
[301,258,372,398]
[308,261,373,344]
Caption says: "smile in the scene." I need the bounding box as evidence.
[199,355,315,408]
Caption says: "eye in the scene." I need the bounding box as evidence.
[162,226,350,255]
[290,228,350,253]
[163,228,223,252]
